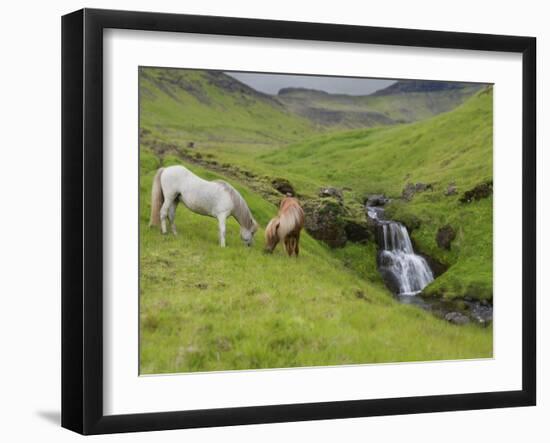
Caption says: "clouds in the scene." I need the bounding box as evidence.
[226,71,395,96]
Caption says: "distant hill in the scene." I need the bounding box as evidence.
[276,87,398,128]
[371,80,482,96]
[139,68,316,151]
[140,68,487,151]
[276,81,485,129]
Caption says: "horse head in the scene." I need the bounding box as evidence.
[240,220,258,247]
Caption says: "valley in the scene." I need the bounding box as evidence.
[139,67,493,374]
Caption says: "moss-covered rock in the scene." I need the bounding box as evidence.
[363,194,390,207]
[303,197,347,248]
[460,181,493,203]
[343,219,371,244]
[319,186,343,201]
[271,177,295,196]
[436,225,456,250]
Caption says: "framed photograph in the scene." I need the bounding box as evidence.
[61,8,536,435]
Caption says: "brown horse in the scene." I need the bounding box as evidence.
[265,196,305,256]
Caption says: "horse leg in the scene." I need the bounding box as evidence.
[217,213,228,247]
[289,236,298,257]
[294,232,301,257]
[168,200,178,235]
[283,236,293,256]
[288,236,296,257]
[160,196,174,235]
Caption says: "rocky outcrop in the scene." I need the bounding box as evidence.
[402,182,432,201]
[372,80,480,96]
[304,189,375,247]
[319,186,343,201]
[436,225,456,250]
[402,183,416,201]
[303,198,347,248]
[343,220,371,244]
[444,182,458,196]
[364,194,389,207]
[400,214,422,232]
[460,181,493,203]
[415,182,432,192]
[419,253,448,278]
[271,178,295,196]
[444,312,470,325]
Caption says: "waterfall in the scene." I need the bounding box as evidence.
[377,221,434,296]
[364,203,492,325]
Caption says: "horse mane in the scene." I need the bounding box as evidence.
[215,180,257,230]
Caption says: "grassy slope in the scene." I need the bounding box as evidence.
[140,68,316,149]
[140,156,491,374]
[257,88,493,300]
[139,68,493,302]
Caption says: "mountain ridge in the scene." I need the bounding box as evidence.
[372,80,485,96]
[274,80,486,129]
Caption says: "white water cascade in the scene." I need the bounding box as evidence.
[378,222,434,296]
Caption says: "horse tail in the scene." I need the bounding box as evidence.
[264,216,280,252]
[149,167,165,227]
[277,204,304,240]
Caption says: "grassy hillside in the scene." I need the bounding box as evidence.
[139,68,493,302]
[140,67,317,150]
[140,156,491,374]
[276,82,483,129]
[257,88,493,300]
[139,69,484,159]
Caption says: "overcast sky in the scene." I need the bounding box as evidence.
[226,72,396,96]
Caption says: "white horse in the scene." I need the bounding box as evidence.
[149,165,258,247]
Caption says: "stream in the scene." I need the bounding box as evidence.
[367,205,492,326]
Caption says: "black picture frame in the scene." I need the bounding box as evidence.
[61,8,536,435]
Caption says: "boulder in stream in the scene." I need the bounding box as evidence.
[364,194,389,207]
[444,312,470,325]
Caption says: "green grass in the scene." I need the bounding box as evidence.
[139,70,494,374]
[140,71,493,300]
[140,67,317,150]
[255,88,494,300]
[259,89,492,194]
[140,161,492,374]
